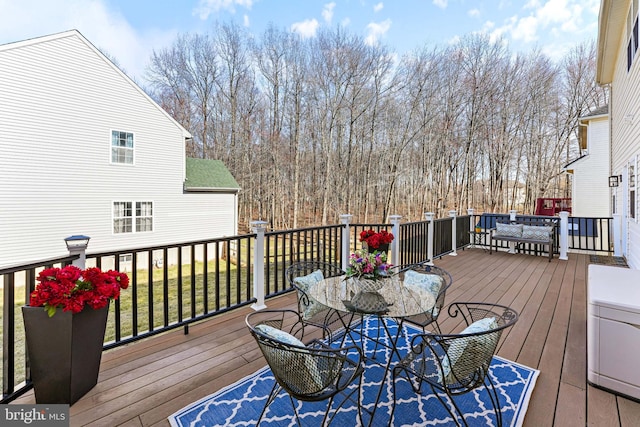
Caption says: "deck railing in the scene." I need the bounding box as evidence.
[0,212,613,402]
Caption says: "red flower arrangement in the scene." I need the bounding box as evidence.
[359,229,394,250]
[30,265,129,317]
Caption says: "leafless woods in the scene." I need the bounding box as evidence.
[145,23,607,230]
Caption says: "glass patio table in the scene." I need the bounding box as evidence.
[307,274,435,319]
[307,274,436,425]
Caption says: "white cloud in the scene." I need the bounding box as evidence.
[0,0,175,82]
[194,0,254,20]
[243,14,250,27]
[511,15,539,42]
[373,2,384,13]
[489,0,598,52]
[322,2,336,23]
[524,0,541,9]
[341,17,351,27]
[433,0,448,9]
[483,21,496,31]
[291,19,319,38]
[365,19,391,46]
[468,8,480,18]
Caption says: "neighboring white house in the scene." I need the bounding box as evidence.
[0,30,240,269]
[597,0,640,269]
[564,105,611,217]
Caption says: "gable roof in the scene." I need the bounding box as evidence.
[564,154,589,170]
[0,29,191,139]
[580,105,609,120]
[597,0,629,85]
[185,158,240,192]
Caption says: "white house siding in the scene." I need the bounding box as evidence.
[605,2,640,269]
[0,31,236,269]
[571,117,611,217]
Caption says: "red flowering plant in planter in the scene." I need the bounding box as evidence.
[30,265,130,317]
[359,229,394,252]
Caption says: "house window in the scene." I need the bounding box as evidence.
[113,202,132,233]
[628,0,639,71]
[630,164,636,220]
[113,201,153,233]
[111,130,134,164]
[136,202,153,232]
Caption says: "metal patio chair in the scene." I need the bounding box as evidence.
[391,302,519,427]
[246,309,365,426]
[399,263,453,334]
[285,260,346,338]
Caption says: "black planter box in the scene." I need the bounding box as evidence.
[22,304,108,405]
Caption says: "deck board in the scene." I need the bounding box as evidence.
[11,249,640,426]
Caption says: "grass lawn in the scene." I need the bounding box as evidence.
[1,258,249,391]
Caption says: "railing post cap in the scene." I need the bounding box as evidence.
[467,208,474,215]
[448,210,457,217]
[424,212,435,220]
[389,214,402,222]
[250,220,268,231]
[339,214,353,223]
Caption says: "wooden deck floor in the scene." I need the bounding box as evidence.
[13,249,640,426]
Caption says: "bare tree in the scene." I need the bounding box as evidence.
[144,23,603,227]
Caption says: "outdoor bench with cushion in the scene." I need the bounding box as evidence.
[489,219,557,261]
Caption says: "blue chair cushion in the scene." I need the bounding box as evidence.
[404,269,444,315]
[440,317,499,384]
[293,270,327,320]
[495,223,523,238]
[254,324,323,391]
[522,225,553,240]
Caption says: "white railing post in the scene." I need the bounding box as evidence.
[508,210,517,253]
[425,212,435,265]
[467,208,475,248]
[340,214,353,272]
[64,235,90,269]
[251,220,268,311]
[389,214,402,266]
[613,213,622,257]
[449,210,458,256]
[559,212,569,260]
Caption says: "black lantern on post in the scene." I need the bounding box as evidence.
[609,175,620,187]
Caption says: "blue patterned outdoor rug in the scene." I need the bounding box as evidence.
[169,317,539,427]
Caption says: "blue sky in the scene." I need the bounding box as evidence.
[0,0,600,80]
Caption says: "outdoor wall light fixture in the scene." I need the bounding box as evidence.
[609,175,620,187]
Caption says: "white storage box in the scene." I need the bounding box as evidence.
[588,264,640,399]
